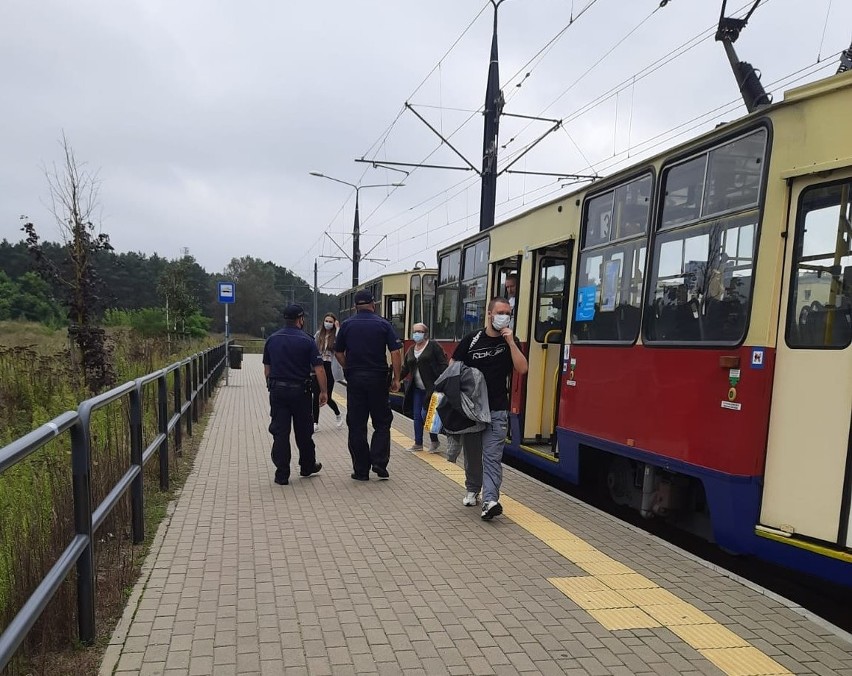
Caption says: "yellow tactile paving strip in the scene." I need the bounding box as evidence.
[380,421,793,676]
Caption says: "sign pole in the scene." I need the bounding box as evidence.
[217,280,236,387]
[225,303,230,386]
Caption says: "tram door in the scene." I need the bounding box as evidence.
[761,175,852,547]
[522,246,572,448]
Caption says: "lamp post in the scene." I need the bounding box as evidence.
[309,172,404,287]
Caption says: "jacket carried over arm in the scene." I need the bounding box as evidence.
[432,361,490,435]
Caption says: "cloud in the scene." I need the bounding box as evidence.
[1,0,850,289]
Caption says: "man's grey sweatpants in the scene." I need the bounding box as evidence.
[462,410,508,504]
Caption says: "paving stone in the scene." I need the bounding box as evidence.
[97,356,852,676]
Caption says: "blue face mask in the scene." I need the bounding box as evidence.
[412,332,426,343]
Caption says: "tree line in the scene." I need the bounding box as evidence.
[0,239,340,337]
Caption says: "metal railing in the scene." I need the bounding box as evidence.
[0,342,229,671]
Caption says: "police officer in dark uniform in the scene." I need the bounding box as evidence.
[334,289,402,481]
[262,303,326,485]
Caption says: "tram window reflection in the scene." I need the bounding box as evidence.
[787,182,852,349]
[573,173,652,344]
[646,215,756,343]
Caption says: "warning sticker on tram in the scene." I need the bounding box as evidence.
[721,401,742,411]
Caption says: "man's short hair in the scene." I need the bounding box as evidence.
[488,297,510,312]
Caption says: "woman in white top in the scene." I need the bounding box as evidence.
[399,323,449,451]
[313,313,343,430]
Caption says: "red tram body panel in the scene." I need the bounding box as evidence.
[559,346,776,477]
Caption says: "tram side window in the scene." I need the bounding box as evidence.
[386,296,407,339]
[786,182,852,348]
[646,129,766,345]
[647,215,757,343]
[435,250,461,339]
[461,239,490,336]
[573,174,652,343]
[422,274,436,329]
[410,274,422,325]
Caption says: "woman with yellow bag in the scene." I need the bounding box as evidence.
[400,323,448,452]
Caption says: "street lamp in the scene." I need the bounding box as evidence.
[309,172,404,287]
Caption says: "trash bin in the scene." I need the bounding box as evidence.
[228,344,244,369]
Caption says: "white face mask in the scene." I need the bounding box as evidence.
[491,314,511,331]
[323,321,334,330]
[412,331,425,343]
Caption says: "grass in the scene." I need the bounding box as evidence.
[0,321,220,675]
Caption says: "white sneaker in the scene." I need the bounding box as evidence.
[335,414,343,428]
[313,423,319,432]
[462,492,479,507]
[408,444,423,452]
[428,440,441,453]
[481,501,503,520]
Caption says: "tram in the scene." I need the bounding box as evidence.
[338,267,438,408]
[434,69,852,587]
[337,266,437,342]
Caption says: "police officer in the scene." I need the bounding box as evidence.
[262,303,326,485]
[334,289,402,481]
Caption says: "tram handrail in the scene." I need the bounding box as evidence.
[538,329,563,436]
[0,341,229,672]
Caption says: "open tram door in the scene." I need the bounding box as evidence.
[760,174,852,552]
[520,243,573,456]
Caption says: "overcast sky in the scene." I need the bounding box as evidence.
[1,0,850,293]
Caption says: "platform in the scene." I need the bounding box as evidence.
[100,354,852,676]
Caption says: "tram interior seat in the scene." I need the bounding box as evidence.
[651,287,701,341]
[798,301,852,346]
[576,304,641,341]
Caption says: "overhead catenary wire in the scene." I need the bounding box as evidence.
[375,55,841,277]
[294,2,492,276]
[319,0,831,286]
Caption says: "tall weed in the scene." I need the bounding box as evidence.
[0,321,218,674]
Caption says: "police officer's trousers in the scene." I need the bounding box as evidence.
[345,370,392,477]
[268,383,316,481]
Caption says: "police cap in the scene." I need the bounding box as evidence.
[353,289,375,305]
[282,303,305,319]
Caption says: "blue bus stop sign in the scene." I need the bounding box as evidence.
[218,281,235,304]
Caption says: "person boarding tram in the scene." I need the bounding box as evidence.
[262,303,326,485]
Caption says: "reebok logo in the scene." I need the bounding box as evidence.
[470,345,507,359]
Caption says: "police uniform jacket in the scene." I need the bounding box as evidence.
[263,327,322,385]
[333,310,401,376]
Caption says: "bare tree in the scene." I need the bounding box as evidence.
[22,134,116,392]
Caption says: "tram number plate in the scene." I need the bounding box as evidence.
[721,401,742,411]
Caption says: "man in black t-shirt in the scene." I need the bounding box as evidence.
[452,297,528,520]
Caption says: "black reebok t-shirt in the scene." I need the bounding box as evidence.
[452,331,519,412]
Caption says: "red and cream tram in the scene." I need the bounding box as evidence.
[434,70,852,587]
